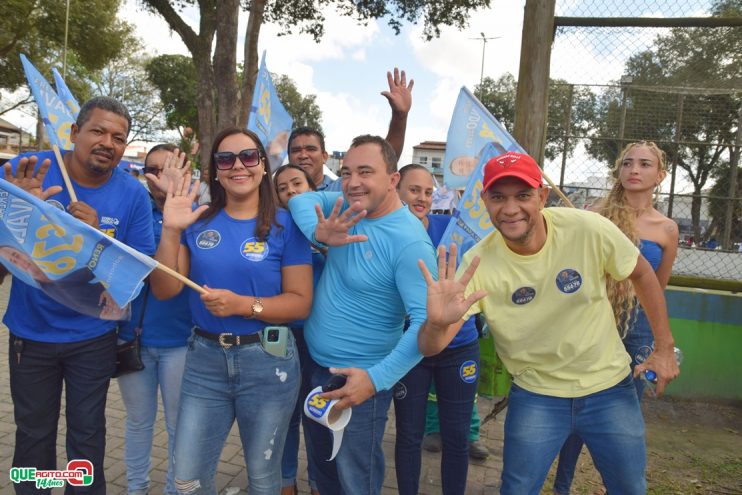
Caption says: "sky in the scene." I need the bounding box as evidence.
[5,0,715,191]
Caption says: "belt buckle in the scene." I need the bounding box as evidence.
[218,333,233,349]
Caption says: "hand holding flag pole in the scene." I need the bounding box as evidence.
[52,144,78,203]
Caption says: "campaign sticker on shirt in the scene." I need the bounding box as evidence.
[459,360,478,384]
[45,199,65,211]
[196,230,221,249]
[556,269,582,294]
[393,382,407,400]
[305,389,331,419]
[511,286,536,305]
[634,345,653,365]
[240,237,269,262]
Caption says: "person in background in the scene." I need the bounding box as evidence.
[119,144,193,495]
[150,128,312,494]
[393,164,482,495]
[287,67,413,192]
[274,163,324,495]
[553,140,679,495]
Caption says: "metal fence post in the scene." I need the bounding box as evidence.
[559,84,574,189]
[722,105,742,250]
[667,94,685,218]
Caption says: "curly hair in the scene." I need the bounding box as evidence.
[595,141,667,338]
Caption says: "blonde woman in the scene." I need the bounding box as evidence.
[553,141,679,495]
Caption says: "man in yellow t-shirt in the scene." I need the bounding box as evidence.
[417,152,679,495]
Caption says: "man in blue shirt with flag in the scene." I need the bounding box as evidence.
[289,134,437,495]
[1,96,155,494]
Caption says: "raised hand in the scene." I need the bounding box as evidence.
[418,244,486,328]
[381,67,413,115]
[145,148,191,194]
[314,197,369,246]
[3,156,63,200]
[162,172,208,231]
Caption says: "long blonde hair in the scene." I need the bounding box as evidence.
[596,141,668,337]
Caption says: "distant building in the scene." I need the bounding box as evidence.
[411,141,446,183]
[0,118,31,163]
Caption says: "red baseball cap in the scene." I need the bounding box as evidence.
[482,152,543,191]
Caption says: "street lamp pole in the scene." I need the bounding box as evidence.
[470,33,500,92]
[63,0,71,78]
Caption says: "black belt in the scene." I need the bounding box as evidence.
[194,327,261,349]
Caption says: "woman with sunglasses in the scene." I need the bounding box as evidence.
[273,164,323,495]
[150,128,313,494]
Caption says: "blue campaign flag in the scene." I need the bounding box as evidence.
[52,68,81,118]
[442,87,521,189]
[247,51,293,171]
[20,54,76,151]
[0,180,156,320]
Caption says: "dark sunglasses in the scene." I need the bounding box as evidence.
[214,148,263,170]
[142,166,162,177]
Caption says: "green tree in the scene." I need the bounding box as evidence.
[706,162,742,247]
[87,39,166,143]
[586,0,742,240]
[272,74,323,132]
[140,0,490,166]
[146,55,200,135]
[474,73,596,160]
[0,0,131,93]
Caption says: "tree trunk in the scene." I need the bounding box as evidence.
[213,0,240,129]
[239,0,266,128]
[193,49,217,168]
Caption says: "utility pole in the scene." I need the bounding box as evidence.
[470,33,500,93]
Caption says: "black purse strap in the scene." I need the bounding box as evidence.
[134,284,151,336]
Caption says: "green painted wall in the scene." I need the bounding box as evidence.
[664,287,742,401]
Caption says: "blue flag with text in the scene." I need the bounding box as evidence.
[52,68,81,118]
[0,180,156,320]
[247,51,293,171]
[20,54,76,150]
[442,87,521,189]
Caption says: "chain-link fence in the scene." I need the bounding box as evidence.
[545,0,742,283]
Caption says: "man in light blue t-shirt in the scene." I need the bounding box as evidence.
[1,97,155,494]
[289,135,437,495]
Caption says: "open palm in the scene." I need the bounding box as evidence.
[162,173,208,231]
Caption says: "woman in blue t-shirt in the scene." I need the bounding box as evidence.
[150,128,313,494]
[273,164,324,495]
[393,164,481,495]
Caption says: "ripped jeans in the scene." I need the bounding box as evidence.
[172,332,300,494]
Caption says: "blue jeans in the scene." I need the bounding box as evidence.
[172,332,300,495]
[118,344,187,495]
[503,374,646,495]
[9,330,117,495]
[553,317,653,494]
[303,355,393,495]
[281,327,318,490]
[394,341,479,495]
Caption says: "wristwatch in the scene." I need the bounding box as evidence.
[249,297,263,319]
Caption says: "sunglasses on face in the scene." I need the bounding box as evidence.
[142,166,162,177]
[213,148,263,170]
